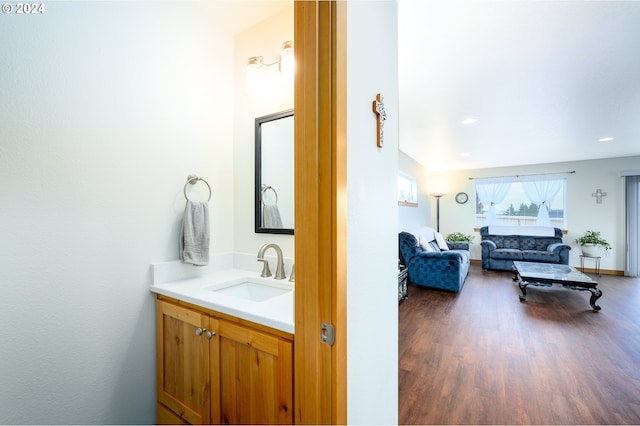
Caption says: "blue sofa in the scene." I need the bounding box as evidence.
[399,227,470,292]
[480,226,571,271]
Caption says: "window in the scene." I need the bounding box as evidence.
[398,173,418,206]
[475,178,567,229]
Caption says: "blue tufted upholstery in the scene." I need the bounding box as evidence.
[399,230,470,292]
[480,226,571,271]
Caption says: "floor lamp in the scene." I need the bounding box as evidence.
[431,194,445,232]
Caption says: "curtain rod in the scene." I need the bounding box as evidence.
[468,170,576,180]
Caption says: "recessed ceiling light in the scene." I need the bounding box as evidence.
[460,152,470,157]
[461,117,478,125]
[598,137,614,142]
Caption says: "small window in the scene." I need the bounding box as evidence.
[398,173,418,207]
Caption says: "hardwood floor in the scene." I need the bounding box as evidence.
[399,263,640,425]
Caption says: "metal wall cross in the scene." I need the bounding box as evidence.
[592,188,607,204]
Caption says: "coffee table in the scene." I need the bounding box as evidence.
[512,261,602,311]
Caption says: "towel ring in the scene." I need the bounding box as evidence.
[261,185,278,206]
[184,174,211,202]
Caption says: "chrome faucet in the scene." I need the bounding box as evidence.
[257,243,286,280]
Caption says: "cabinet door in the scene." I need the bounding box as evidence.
[156,300,213,425]
[217,320,293,425]
[157,402,189,425]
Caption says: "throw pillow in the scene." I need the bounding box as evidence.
[428,241,441,253]
[434,232,450,251]
[419,236,435,252]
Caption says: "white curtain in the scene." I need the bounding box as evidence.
[522,179,564,226]
[476,182,512,225]
[625,175,640,277]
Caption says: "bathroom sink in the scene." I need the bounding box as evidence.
[207,278,292,302]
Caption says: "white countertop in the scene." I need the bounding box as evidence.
[150,258,294,334]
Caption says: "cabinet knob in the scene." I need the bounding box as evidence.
[205,331,216,340]
[195,327,206,336]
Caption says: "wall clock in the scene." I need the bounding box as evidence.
[455,192,469,204]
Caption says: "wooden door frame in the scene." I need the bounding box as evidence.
[294,1,347,424]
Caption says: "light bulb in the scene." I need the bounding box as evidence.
[246,56,264,96]
[279,40,294,77]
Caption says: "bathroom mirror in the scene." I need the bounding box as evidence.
[255,109,294,235]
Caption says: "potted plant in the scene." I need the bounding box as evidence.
[446,232,474,243]
[575,230,611,257]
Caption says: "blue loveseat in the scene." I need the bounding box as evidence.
[399,227,470,292]
[480,226,571,271]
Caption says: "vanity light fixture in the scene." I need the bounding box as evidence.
[598,137,615,142]
[246,40,294,80]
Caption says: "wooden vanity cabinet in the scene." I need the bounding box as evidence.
[155,297,294,425]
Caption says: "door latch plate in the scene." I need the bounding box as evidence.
[320,322,335,345]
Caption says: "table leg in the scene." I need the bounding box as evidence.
[518,281,528,301]
[589,288,603,311]
[565,286,603,311]
[512,269,528,300]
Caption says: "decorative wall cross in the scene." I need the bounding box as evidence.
[592,188,607,204]
[372,93,387,148]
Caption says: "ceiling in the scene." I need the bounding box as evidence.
[398,0,640,172]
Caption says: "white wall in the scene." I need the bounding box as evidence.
[0,3,235,423]
[398,150,430,231]
[233,6,295,260]
[428,155,640,272]
[346,1,399,424]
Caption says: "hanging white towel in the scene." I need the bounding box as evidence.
[262,204,283,228]
[180,200,209,266]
